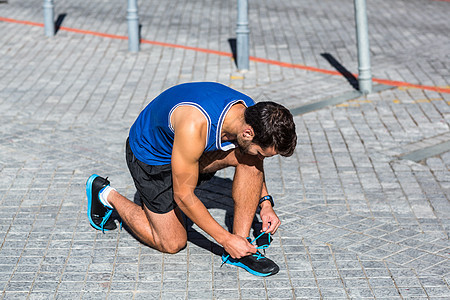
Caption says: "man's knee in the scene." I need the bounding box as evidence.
[157,228,187,254]
[235,153,263,175]
[160,238,187,254]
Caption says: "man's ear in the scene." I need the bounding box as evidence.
[242,126,254,140]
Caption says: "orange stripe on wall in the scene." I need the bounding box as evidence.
[1,16,449,94]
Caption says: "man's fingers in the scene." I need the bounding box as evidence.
[241,242,257,257]
[265,223,275,234]
[270,222,280,234]
[261,215,271,232]
[273,220,281,233]
[264,219,281,234]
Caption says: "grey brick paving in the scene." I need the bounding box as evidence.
[1,0,449,299]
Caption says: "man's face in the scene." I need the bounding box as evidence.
[236,135,277,160]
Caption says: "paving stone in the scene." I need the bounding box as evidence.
[0,0,449,298]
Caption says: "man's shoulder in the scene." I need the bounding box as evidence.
[171,105,209,134]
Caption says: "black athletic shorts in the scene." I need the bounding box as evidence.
[125,138,215,214]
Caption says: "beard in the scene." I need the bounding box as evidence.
[236,135,252,154]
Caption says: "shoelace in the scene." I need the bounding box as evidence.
[99,178,122,234]
[221,231,272,266]
[99,209,123,234]
[250,231,272,260]
[100,209,113,234]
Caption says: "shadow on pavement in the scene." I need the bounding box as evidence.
[228,38,237,68]
[321,52,359,91]
[55,13,67,34]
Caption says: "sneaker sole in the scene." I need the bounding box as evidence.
[222,257,278,277]
[86,174,112,232]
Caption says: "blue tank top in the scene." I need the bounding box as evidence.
[129,82,255,165]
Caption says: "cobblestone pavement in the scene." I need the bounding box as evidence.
[0,0,449,299]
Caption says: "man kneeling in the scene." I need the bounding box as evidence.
[86,82,297,277]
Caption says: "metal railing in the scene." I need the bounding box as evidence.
[42,0,373,93]
[42,0,140,53]
[354,0,372,94]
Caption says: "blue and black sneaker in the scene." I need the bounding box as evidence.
[221,233,279,277]
[221,251,279,277]
[86,174,117,233]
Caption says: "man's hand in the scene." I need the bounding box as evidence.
[221,234,257,259]
[260,202,281,234]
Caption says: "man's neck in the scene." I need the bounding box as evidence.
[221,103,246,142]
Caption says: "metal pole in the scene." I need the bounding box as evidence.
[127,0,140,52]
[354,0,372,94]
[43,0,55,37]
[236,0,249,71]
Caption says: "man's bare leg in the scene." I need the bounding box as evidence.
[199,149,264,238]
[231,158,264,238]
[107,190,187,254]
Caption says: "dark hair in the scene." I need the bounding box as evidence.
[244,101,297,157]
